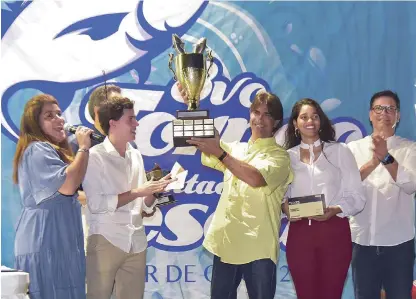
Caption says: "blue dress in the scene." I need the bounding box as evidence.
[14,142,85,299]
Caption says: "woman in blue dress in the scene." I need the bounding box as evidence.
[12,94,93,299]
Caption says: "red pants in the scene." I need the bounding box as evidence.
[286,216,352,299]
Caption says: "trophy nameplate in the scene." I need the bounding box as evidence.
[288,194,326,218]
[172,111,215,147]
[169,34,214,147]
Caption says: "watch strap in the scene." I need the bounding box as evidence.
[218,151,228,162]
[381,153,395,165]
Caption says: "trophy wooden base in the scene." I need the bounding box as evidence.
[172,109,215,147]
[155,194,177,207]
[288,194,326,218]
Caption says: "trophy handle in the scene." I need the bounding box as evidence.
[206,50,214,78]
[168,53,177,81]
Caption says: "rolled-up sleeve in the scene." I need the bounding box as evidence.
[337,143,366,217]
[252,150,293,195]
[28,142,68,204]
[391,144,416,195]
[82,153,118,214]
[201,140,234,172]
[141,199,156,214]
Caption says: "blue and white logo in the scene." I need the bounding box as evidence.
[1,1,366,255]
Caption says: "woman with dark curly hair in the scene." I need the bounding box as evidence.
[282,98,366,299]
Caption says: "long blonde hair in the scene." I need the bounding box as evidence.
[13,94,74,183]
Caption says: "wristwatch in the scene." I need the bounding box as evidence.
[77,148,89,154]
[218,150,228,162]
[381,153,395,165]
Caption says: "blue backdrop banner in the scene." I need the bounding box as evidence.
[2,1,416,298]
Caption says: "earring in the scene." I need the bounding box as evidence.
[319,128,322,133]
[295,128,299,137]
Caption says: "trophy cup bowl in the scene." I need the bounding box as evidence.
[172,53,208,110]
[146,168,165,181]
[146,164,176,207]
[169,34,215,147]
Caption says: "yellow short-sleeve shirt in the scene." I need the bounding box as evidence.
[202,137,293,264]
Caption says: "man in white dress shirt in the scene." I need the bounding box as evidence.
[82,96,173,299]
[348,90,416,299]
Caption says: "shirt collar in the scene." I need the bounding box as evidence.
[300,138,321,149]
[386,135,398,149]
[248,137,277,149]
[103,137,132,157]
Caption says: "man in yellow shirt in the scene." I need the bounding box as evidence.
[186,91,293,299]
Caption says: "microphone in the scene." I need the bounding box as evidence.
[392,111,399,129]
[64,123,105,143]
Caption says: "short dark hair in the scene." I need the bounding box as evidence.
[370,90,400,110]
[98,96,134,135]
[249,91,284,133]
[88,84,122,120]
[284,98,335,149]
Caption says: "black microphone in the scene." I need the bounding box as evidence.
[64,123,105,143]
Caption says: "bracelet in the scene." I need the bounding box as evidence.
[77,148,89,153]
[218,151,228,162]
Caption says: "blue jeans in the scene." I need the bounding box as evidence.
[352,239,415,299]
[210,255,276,299]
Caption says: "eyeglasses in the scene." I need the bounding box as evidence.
[371,105,398,114]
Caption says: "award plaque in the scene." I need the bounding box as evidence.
[169,34,215,147]
[146,164,176,207]
[287,194,326,218]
